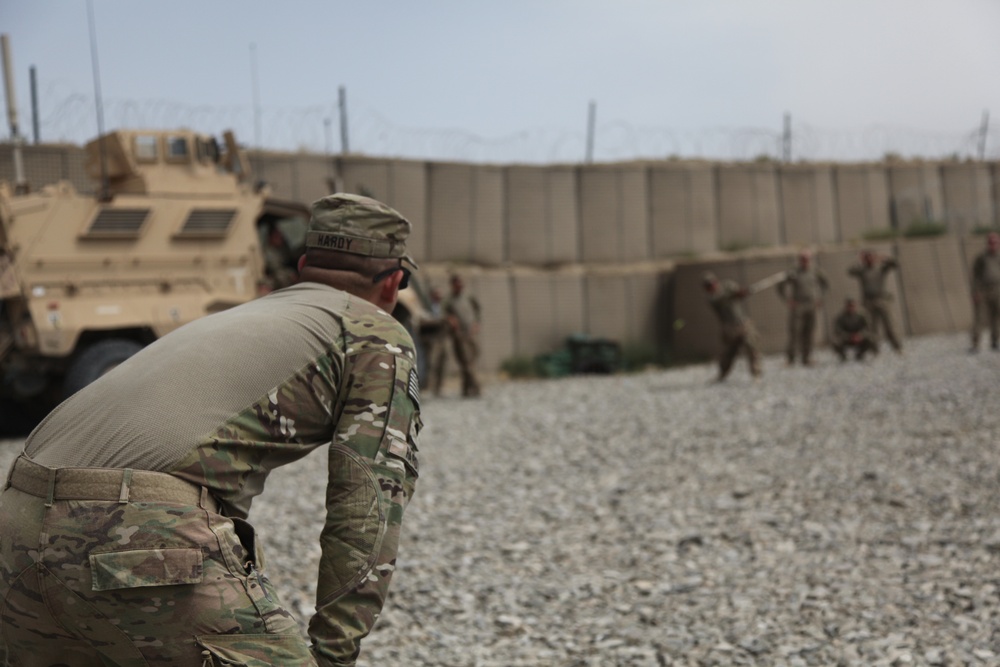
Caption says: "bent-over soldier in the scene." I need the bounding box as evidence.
[848,249,902,353]
[0,194,423,666]
[832,298,876,362]
[970,231,1000,352]
[703,272,762,381]
[778,250,829,366]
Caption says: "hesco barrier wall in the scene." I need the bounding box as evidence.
[5,143,999,263]
[2,141,998,372]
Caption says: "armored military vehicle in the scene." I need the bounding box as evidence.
[0,129,308,430]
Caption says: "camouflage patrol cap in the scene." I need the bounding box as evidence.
[306,193,418,270]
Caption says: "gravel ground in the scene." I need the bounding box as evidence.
[2,333,999,666]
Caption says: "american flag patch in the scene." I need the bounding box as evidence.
[407,368,420,408]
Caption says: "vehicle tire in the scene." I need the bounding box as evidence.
[63,339,144,397]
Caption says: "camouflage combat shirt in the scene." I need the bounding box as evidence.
[848,258,897,300]
[834,310,870,338]
[444,291,481,334]
[708,279,750,329]
[972,251,1000,292]
[778,265,829,305]
[24,281,422,666]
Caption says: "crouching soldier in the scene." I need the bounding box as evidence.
[832,298,876,362]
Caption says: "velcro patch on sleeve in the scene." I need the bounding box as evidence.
[407,368,420,408]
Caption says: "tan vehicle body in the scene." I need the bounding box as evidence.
[0,129,307,412]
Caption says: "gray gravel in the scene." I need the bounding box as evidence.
[2,333,999,666]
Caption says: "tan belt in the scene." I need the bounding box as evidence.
[6,454,217,512]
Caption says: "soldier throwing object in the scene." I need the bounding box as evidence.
[832,298,876,362]
[778,250,829,366]
[848,249,902,353]
[703,272,762,381]
[0,194,422,666]
[970,231,1000,352]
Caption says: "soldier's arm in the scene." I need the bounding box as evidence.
[776,274,790,300]
[310,342,421,667]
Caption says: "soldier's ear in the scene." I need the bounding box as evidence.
[378,268,404,302]
[297,254,307,272]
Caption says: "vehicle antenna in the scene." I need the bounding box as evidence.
[86,0,110,201]
[1,34,27,193]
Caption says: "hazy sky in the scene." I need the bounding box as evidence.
[3,0,999,163]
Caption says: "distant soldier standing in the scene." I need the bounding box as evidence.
[703,272,762,381]
[970,231,1000,352]
[832,298,876,362]
[848,249,902,353]
[442,273,482,397]
[778,250,829,366]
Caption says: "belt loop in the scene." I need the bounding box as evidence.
[45,467,57,508]
[118,469,134,504]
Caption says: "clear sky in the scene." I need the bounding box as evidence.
[2,0,999,163]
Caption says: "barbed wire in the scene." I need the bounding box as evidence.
[9,91,999,164]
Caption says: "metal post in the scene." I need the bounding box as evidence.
[338,86,349,154]
[782,112,791,162]
[978,109,989,160]
[585,100,596,164]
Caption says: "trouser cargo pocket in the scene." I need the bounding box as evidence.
[197,633,316,666]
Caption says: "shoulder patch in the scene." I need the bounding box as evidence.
[407,368,420,408]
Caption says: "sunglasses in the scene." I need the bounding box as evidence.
[372,263,411,290]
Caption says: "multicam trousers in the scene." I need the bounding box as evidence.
[0,456,315,667]
[971,287,1000,350]
[786,303,818,365]
[862,297,902,352]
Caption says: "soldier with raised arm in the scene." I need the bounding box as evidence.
[848,249,902,353]
[0,194,422,666]
[703,272,762,381]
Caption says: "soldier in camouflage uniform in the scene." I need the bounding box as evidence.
[848,249,902,353]
[970,231,1000,352]
[0,194,422,666]
[440,273,482,398]
[261,223,301,293]
[778,250,829,366]
[832,298,876,362]
[703,272,762,381]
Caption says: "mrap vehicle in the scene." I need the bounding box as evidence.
[0,129,308,429]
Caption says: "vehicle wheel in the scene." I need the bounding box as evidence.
[63,339,144,397]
